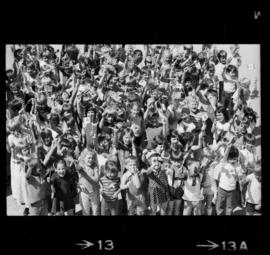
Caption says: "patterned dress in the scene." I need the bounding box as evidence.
[148,169,170,209]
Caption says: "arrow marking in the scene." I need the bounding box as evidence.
[196,240,219,250]
[75,240,95,250]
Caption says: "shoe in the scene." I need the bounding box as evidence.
[23,208,29,216]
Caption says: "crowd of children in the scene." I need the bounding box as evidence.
[6,44,261,215]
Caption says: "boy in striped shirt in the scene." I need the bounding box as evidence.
[100,160,121,215]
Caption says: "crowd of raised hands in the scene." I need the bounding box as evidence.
[6,44,261,216]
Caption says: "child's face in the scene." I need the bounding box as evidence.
[189,101,198,112]
[44,136,52,146]
[22,147,30,156]
[156,144,164,154]
[131,105,140,117]
[131,124,141,137]
[172,161,181,169]
[228,157,238,166]
[85,153,94,167]
[62,92,69,101]
[151,156,161,171]
[106,168,118,179]
[126,160,137,174]
[170,137,179,144]
[219,55,227,65]
[123,133,132,145]
[163,161,171,171]
[34,163,46,177]
[100,139,109,151]
[182,113,190,123]
[115,121,124,130]
[63,110,72,118]
[107,114,114,123]
[56,162,67,178]
[127,61,135,70]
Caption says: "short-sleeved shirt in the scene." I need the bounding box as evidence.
[245,173,261,205]
[51,172,78,200]
[100,176,120,202]
[213,162,244,191]
[182,175,204,202]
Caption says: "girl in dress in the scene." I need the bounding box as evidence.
[142,153,170,215]
[7,117,31,206]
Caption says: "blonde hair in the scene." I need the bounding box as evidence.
[78,148,98,169]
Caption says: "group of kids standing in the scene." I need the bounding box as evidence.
[6,44,261,216]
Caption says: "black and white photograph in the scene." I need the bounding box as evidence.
[5,44,261,216]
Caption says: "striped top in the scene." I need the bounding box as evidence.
[100,176,120,202]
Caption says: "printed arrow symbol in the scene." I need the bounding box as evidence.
[75,240,95,250]
[196,240,219,250]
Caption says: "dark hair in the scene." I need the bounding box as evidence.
[206,63,215,72]
[119,128,134,143]
[225,64,238,77]
[215,106,229,122]
[50,113,60,126]
[167,130,180,142]
[40,129,52,140]
[14,49,22,59]
[244,107,257,123]
[228,146,239,160]
[217,50,227,60]
[104,160,118,173]
[60,138,71,148]
[179,132,194,146]
[244,133,255,145]
[199,82,209,91]
[27,158,45,174]
[55,158,67,169]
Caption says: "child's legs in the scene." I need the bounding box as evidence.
[136,206,145,216]
[127,198,136,215]
[245,202,255,215]
[160,201,168,215]
[183,200,193,215]
[79,192,91,215]
[119,190,128,215]
[193,201,202,216]
[167,200,175,215]
[109,201,120,216]
[225,190,234,215]
[174,199,182,216]
[89,191,100,216]
[10,161,21,202]
[29,199,48,216]
[203,187,214,215]
[20,170,30,208]
[101,199,110,216]
[216,187,227,216]
[65,209,75,216]
[150,203,158,215]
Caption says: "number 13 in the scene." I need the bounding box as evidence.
[98,240,114,250]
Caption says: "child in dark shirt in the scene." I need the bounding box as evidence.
[48,159,78,215]
[25,158,51,216]
[99,160,121,215]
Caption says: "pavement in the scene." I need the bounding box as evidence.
[6,44,261,216]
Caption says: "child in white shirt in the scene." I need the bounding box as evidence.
[182,160,204,215]
[241,162,261,215]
